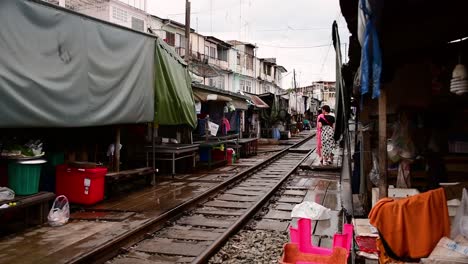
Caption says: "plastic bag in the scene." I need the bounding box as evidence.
[369,151,380,186]
[291,201,331,220]
[48,195,70,227]
[0,187,15,202]
[451,188,468,239]
[388,114,415,163]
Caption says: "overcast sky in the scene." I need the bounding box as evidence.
[146,0,350,88]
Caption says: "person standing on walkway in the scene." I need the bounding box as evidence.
[318,105,335,165]
[316,109,324,164]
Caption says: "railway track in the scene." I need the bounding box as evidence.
[72,134,316,264]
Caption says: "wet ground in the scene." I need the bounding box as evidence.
[0,132,314,264]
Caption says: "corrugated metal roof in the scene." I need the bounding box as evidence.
[245,94,270,109]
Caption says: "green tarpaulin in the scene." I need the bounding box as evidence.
[154,39,197,128]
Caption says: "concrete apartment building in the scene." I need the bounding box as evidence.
[44,0,287,96]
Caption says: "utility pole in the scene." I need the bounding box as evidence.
[185,0,191,62]
[293,69,298,118]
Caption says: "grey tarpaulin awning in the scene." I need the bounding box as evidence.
[0,0,155,127]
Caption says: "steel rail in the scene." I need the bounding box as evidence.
[192,148,314,264]
[69,133,315,264]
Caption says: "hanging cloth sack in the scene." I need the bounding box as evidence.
[48,195,70,227]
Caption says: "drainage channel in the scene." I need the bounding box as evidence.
[70,134,315,264]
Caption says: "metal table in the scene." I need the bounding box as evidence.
[195,138,238,169]
[145,144,199,177]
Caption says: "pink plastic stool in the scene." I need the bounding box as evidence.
[289,218,353,257]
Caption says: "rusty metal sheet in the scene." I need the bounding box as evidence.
[135,238,209,256]
[224,189,262,196]
[204,200,253,209]
[177,215,234,228]
[264,210,291,220]
[216,194,259,202]
[255,219,289,231]
[277,196,303,204]
[157,227,220,241]
[283,190,307,196]
[195,207,245,216]
[275,203,295,211]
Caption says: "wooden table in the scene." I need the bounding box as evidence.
[145,144,199,177]
[0,192,55,229]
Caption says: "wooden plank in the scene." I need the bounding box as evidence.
[322,190,341,211]
[378,88,388,198]
[277,196,303,204]
[70,211,135,222]
[224,189,262,196]
[195,207,245,216]
[204,200,252,209]
[216,194,258,202]
[135,238,208,256]
[314,210,340,237]
[264,210,291,220]
[283,190,307,196]
[275,203,295,211]
[255,219,289,231]
[157,228,220,241]
[177,215,234,228]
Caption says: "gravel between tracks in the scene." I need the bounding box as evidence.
[208,229,288,264]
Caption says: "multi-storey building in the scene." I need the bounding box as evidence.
[301,81,336,109]
[44,0,287,95]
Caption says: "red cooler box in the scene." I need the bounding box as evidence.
[56,164,107,205]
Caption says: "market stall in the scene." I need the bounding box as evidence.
[0,0,196,233]
[339,0,468,262]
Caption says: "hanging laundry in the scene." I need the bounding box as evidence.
[359,0,382,99]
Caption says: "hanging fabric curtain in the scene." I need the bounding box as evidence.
[153,39,197,128]
[333,21,350,141]
[359,0,382,99]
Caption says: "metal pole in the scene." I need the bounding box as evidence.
[185,0,191,62]
[115,126,121,173]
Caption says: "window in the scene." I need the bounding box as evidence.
[131,17,144,31]
[237,53,241,65]
[264,65,272,76]
[209,47,216,58]
[217,48,228,62]
[241,80,252,93]
[209,78,215,87]
[246,55,253,70]
[204,46,210,58]
[112,7,127,22]
[165,31,175,46]
[218,76,225,89]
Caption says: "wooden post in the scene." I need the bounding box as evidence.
[151,123,156,185]
[114,126,121,173]
[378,89,388,198]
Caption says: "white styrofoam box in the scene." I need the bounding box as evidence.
[372,187,420,207]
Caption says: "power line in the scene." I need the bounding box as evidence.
[255,43,330,49]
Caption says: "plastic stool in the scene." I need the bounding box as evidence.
[289,218,353,257]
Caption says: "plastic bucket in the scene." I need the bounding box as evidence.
[8,159,46,195]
